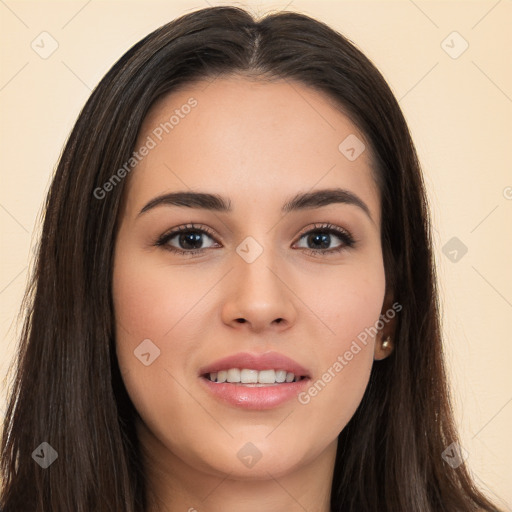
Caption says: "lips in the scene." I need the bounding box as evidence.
[198,351,312,410]
[198,351,311,378]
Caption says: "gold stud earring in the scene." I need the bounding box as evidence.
[382,336,392,349]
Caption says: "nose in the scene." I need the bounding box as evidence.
[220,248,297,333]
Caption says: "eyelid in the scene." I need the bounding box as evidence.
[157,222,216,237]
[295,222,352,240]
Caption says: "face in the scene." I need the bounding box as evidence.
[113,76,393,482]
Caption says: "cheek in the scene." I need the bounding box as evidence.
[111,252,201,443]
[112,249,219,350]
[294,254,386,349]
[297,341,374,439]
[293,259,385,433]
[111,249,194,395]
[113,253,183,339]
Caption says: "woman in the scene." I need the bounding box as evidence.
[0,5,503,511]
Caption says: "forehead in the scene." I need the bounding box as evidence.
[125,76,380,222]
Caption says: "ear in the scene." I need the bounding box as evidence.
[374,287,398,361]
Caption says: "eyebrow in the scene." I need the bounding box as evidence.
[139,188,374,223]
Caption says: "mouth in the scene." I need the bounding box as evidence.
[198,350,311,384]
[198,351,311,409]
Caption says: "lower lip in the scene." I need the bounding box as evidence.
[199,376,310,410]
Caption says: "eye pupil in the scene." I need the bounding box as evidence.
[309,233,330,249]
[180,232,203,249]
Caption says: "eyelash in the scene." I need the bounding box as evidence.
[154,222,356,257]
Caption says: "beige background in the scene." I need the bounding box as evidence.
[1,0,511,507]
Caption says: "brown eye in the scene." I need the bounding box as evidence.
[155,224,219,255]
[294,223,356,256]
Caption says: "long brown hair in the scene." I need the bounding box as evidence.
[0,6,502,511]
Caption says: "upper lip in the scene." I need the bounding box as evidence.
[199,351,310,378]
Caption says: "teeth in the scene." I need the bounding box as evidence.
[226,368,240,382]
[258,369,276,384]
[275,370,287,383]
[207,368,303,384]
[240,369,258,383]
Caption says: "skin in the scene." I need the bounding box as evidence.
[113,76,395,512]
